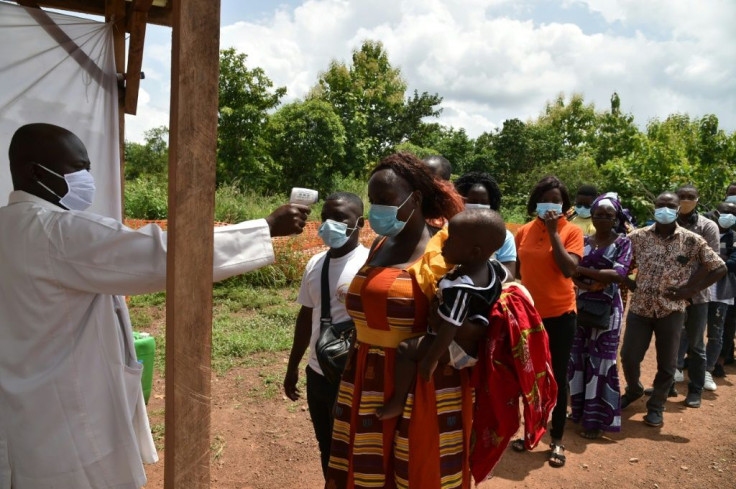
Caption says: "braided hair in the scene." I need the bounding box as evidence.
[371,152,464,220]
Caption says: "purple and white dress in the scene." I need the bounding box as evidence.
[568,234,632,432]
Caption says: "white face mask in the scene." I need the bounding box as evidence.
[36,163,96,211]
[465,203,491,210]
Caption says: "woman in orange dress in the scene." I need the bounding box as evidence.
[325,153,467,489]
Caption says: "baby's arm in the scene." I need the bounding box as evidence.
[418,318,457,381]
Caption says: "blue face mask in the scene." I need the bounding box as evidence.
[318,219,357,249]
[536,202,563,219]
[654,206,678,224]
[726,195,736,204]
[718,213,736,229]
[369,193,415,237]
[574,205,591,218]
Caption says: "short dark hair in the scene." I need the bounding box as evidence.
[461,208,507,256]
[325,192,363,213]
[422,155,452,180]
[676,183,698,195]
[576,184,598,198]
[454,171,502,211]
[526,175,572,216]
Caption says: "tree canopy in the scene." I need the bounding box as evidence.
[124,44,736,224]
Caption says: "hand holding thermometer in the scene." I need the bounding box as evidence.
[265,189,315,236]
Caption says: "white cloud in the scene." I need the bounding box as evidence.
[124,88,169,143]
[128,0,736,142]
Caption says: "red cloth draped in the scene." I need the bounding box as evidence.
[469,284,558,484]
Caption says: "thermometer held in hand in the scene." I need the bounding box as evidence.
[289,187,319,206]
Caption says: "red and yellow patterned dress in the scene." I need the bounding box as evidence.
[326,231,473,489]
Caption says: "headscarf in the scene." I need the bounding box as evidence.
[591,192,633,234]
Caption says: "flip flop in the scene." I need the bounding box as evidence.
[548,442,566,468]
[510,438,526,452]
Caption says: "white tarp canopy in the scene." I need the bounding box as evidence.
[0,2,121,218]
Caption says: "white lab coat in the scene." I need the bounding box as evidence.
[0,191,275,489]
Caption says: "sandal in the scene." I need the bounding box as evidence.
[510,438,526,452]
[579,429,603,440]
[548,442,566,468]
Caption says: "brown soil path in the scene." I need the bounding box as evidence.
[142,338,736,489]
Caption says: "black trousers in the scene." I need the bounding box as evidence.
[306,365,340,479]
[542,312,577,441]
[721,304,736,362]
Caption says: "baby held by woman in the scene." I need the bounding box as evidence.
[377,208,508,419]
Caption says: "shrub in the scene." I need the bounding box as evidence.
[124,176,168,220]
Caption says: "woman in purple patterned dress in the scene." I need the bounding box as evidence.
[569,194,632,439]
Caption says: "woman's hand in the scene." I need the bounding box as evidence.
[573,277,590,290]
[543,210,562,235]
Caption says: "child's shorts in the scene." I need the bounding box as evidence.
[447,340,478,369]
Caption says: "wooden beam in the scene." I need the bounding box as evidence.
[165,0,221,487]
[124,0,153,115]
[14,0,173,27]
[105,0,126,218]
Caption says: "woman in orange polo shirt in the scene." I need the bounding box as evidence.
[513,175,584,468]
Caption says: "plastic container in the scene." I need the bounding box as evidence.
[133,332,155,404]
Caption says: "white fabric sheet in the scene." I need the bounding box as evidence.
[0,3,121,218]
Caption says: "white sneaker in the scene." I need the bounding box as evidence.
[674,369,684,383]
[704,371,717,391]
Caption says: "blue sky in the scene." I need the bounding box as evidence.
[125,0,736,143]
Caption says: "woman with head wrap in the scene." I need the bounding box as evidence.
[568,195,633,439]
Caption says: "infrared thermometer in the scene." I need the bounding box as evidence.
[289,187,319,206]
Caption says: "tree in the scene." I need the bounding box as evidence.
[312,40,442,175]
[268,99,346,193]
[591,92,640,167]
[537,93,597,160]
[218,48,286,190]
[430,126,474,176]
[124,126,169,180]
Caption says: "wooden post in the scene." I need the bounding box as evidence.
[105,0,126,218]
[165,0,221,488]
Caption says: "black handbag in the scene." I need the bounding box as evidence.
[576,295,612,330]
[315,253,356,384]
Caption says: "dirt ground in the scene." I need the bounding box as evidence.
[141,332,736,489]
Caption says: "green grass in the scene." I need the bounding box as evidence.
[129,291,166,307]
[128,283,300,377]
[211,308,297,374]
[151,422,165,450]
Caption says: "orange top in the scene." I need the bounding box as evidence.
[346,228,451,348]
[515,217,584,319]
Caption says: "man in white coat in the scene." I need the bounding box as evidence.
[0,123,310,489]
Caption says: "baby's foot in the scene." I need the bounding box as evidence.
[376,399,404,420]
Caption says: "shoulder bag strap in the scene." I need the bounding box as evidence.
[320,252,332,327]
